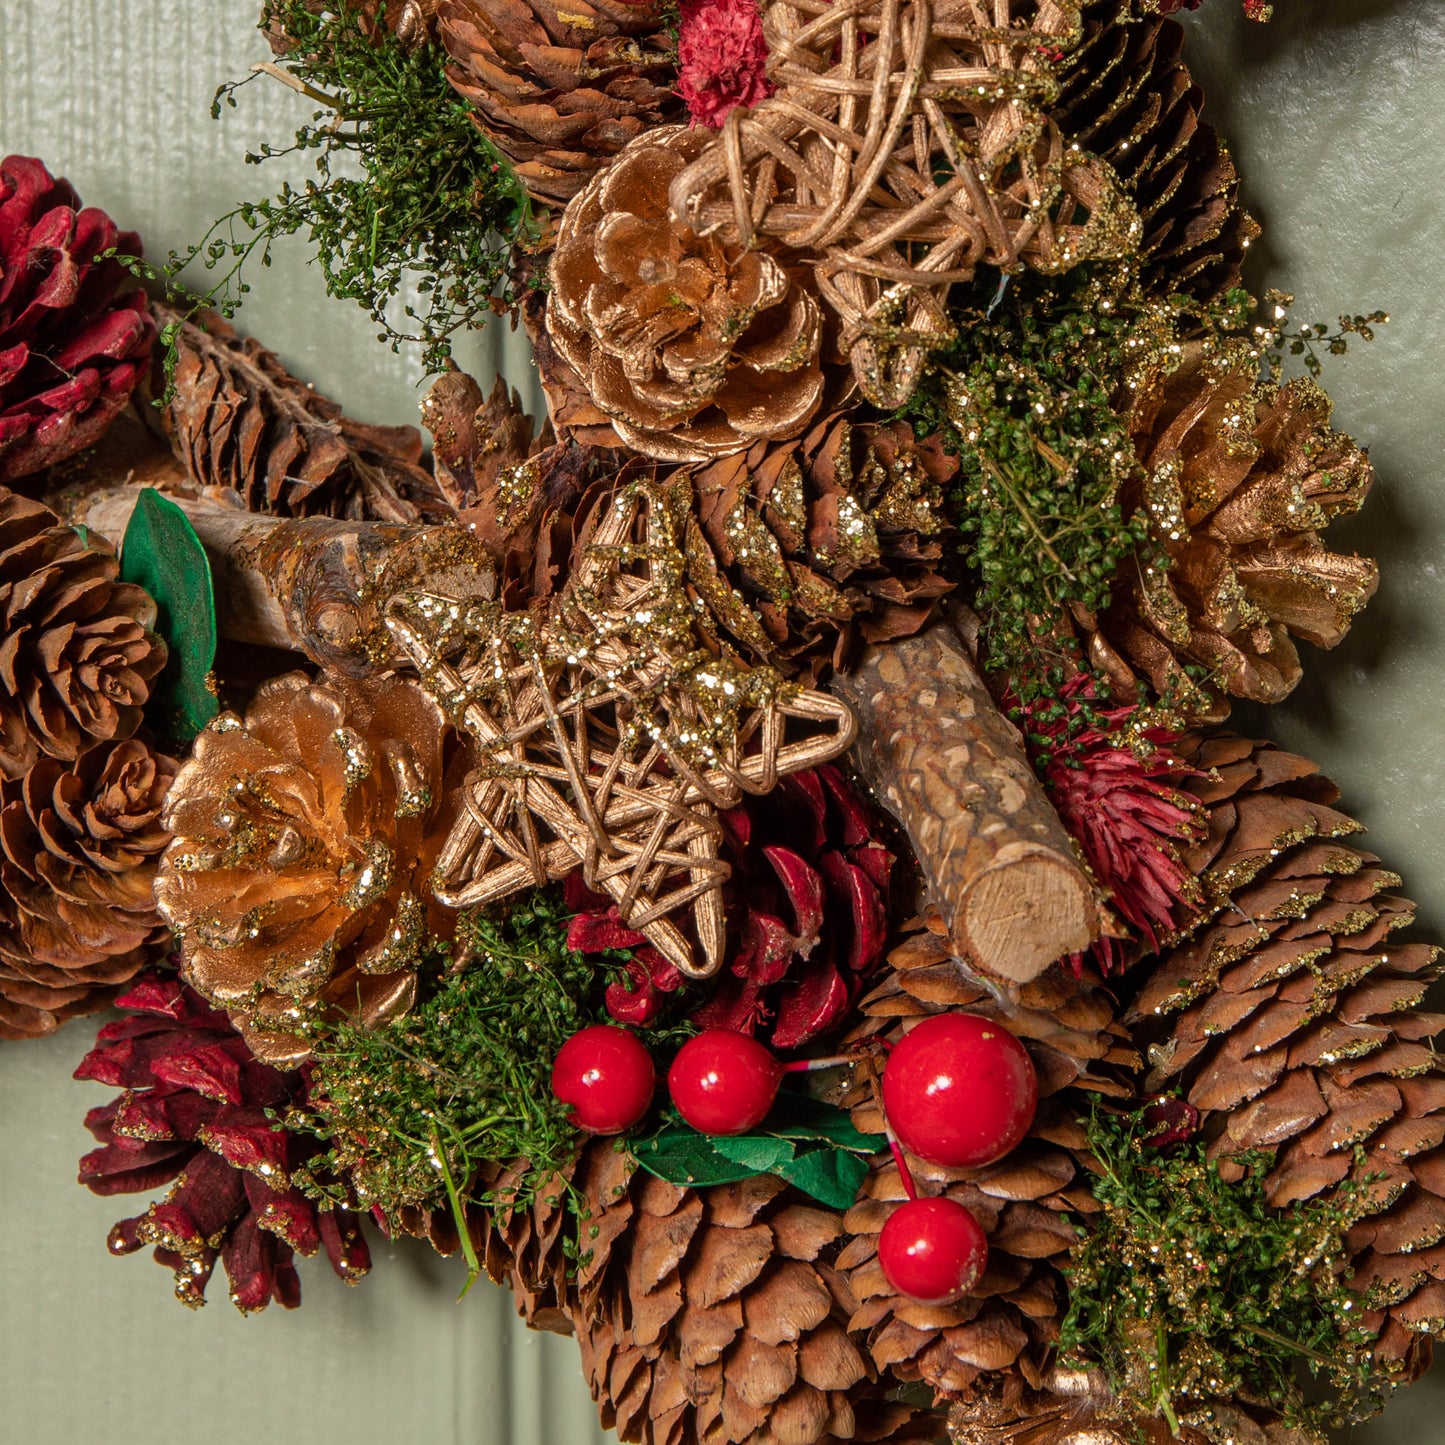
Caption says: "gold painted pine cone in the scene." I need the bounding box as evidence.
[0,490,167,779]
[1076,341,1377,721]
[155,672,459,1066]
[1054,0,1259,306]
[1127,733,1445,1376]
[687,414,959,683]
[835,914,1138,1399]
[439,0,684,206]
[546,126,826,464]
[0,737,176,1040]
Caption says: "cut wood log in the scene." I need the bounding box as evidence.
[831,623,1100,984]
[77,482,494,675]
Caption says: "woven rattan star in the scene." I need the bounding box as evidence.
[386,479,856,979]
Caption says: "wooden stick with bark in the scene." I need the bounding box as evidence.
[832,622,1100,985]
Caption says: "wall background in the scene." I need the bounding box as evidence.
[1,2,1442,1441]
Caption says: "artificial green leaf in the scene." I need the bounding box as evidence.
[712,1134,797,1174]
[119,488,218,740]
[767,1091,884,1153]
[632,1126,757,1189]
[777,1146,872,1211]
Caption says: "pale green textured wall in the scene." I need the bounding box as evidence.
[1,2,1444,1442]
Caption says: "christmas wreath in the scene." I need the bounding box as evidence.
[1,2,1437,1442]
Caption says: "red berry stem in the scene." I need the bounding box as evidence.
[888,1130,919,1201]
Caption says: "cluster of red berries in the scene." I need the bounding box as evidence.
[550,1013,1037,1308]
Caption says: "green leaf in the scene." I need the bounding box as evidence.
[119,489,218,741]
[776,1147,872,1210]
[712,1134,797,1174]
[631,1126,757,1189]
[766,1091,884,1152]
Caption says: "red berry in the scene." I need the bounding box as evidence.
[878,1196,988,1304]
[881,1013,1037,1169]
[668,1030,782,1135]
[551,1025,656,1134]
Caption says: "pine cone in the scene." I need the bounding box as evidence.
[409,1138,938,1444]
[0,155,155,484]
[1075,341,1378,721]
[76,971,372,1310]
[546,126,826,463]
[439,0,684,206]
[568,763,896,1049]
[0,737,176,1040]
[1053,2,1259,305]
[157,306,452,523]
[687,414,958,682]
[155,672,461,1066]
[835,914,1138,1399]
[1126,733,1445,1376]
[0,490,167,779]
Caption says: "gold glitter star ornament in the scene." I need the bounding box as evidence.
[385,479,858,979]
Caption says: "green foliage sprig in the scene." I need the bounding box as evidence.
[290,892,672,1286]
[1255,287,1389,381]
[900,267,1162,690]
[136,1,534,385]
[1059,1104,1396,1441]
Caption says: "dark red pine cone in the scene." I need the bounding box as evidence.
[75,972,370,1311]
[0,156,155,483]
[567,764,893,1049]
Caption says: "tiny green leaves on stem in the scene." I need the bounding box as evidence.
[119,489,219,741]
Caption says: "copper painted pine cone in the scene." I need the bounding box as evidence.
[1076,341,1377,721]
[834,914,1138,1399]
[546,126,826,463]
[155,672,460,1066]
[687,413,959,682]
[1053,0,1259,305]
[439,0,684,206]
[1126,733,1445,1376]
[0,737,176,1040]
[0,490,167,779]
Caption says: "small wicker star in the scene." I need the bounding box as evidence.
[386,479,857,979]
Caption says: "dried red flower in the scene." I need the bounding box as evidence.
[677,0,774,129]
[75,972,370,1311]
[568,764,893,1049]
[1019,674,1205,971]
[0,156,155,483]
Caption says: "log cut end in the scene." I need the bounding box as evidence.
[958,847,1096,983]
[833,623,1101,987]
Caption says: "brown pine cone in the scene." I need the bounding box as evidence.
[157,306,452,523]
[687,414,959,682]
[1053,1,1259,305]
[155,672,461,1067]
[0,490,167,779]
[546,126,826,464]
[439,0,684,206]
[0,737,176,1040]
[1125,733,1445,1377]
[1074,341,1377,721]
[413,1138,936,1445]
[834,914,1138,1400]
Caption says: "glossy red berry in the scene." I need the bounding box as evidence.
[878,1196,988,1305]
[667,1030,782,1135]
[881,1012,1037,1169]
[551,1025,656,1134]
